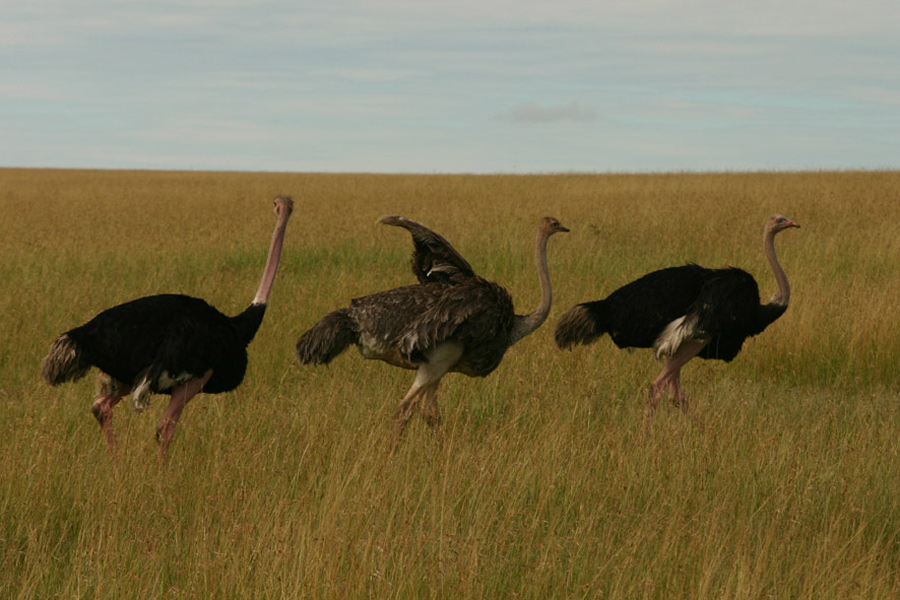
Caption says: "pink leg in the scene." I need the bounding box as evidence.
[91,394,126,456]
[156,370,213,461]
[648,340,706,412]
[91,373,130,457]
[672,371,692,410]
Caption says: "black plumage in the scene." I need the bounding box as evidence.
[555,214,799,409]
[41,196,293,458]
[558,265,766,361]
[49,295,262,395]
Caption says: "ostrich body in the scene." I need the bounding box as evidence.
[555,214,799,409]
[41,195,294,458]
[296,215,568,448]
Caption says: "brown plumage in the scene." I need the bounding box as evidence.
[296,215,568,449]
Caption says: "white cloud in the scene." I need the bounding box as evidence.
[0,82,61,100]
[358,0,900,36]
[0,0,898,172]
[497,102,598,124]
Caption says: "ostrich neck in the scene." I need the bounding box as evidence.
[231,207,291,345]
[252,209,291,306]
[765,228,790,308]
[510,230,553,345]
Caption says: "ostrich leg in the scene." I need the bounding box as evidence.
[91,372,130,456]
[668,369,685,409]
[156,370,213,461]
[391,381,432,452]
[648,339,706,411]
[391,342,462,452]
[420,382,444,444]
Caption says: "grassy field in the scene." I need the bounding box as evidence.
[1,168,898,599]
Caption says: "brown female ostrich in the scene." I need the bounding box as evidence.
[41,196,294,459]
[296,215,568,449]
[555,214,799,410]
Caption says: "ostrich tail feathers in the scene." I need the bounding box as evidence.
[554,301,607,349]
[41,334,91,385]
[296,309,358,365]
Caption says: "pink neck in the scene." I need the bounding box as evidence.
[252,201,292,305]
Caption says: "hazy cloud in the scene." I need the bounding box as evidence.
[499,101,598,124]
[0,1,898,172]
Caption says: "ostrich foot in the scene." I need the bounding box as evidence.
[671,394,690,412]
[424,421,444,448]
[390,401,417,453]
[421,394,444,447]
[667,375,690,412]
[647,383,665,412]
[156,421,174,465]
[91,393,124,457]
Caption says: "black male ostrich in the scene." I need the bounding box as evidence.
[41,196,294,458]
[555,214,799,409]
[296,215,568,449]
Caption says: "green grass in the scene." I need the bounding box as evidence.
[1,168,899,599]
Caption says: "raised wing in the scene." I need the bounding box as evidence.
[378,215,476,284]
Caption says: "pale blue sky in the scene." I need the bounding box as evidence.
[2,0,899,173]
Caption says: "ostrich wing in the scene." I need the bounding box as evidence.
[601,264,708,348]
[688,268,762,361]
[146,311,248,394]
[689,268,760,337]
[398,281,514,357]
[350,280,514,375]
[378,216,476,284]
[67,295,247,393]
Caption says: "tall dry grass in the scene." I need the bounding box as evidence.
[1,168,898,599]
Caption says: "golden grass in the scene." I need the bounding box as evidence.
[1,168,899,599]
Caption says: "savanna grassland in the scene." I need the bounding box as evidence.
[1,168,898,599]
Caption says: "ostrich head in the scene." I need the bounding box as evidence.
[768,213,800,234]
[274,195,294,217]
[540,216,570,237]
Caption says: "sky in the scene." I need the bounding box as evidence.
[2,0,899,174]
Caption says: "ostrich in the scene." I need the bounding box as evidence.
[555,214,799,410]
[41,195,294,459]
[296,215,569,449]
